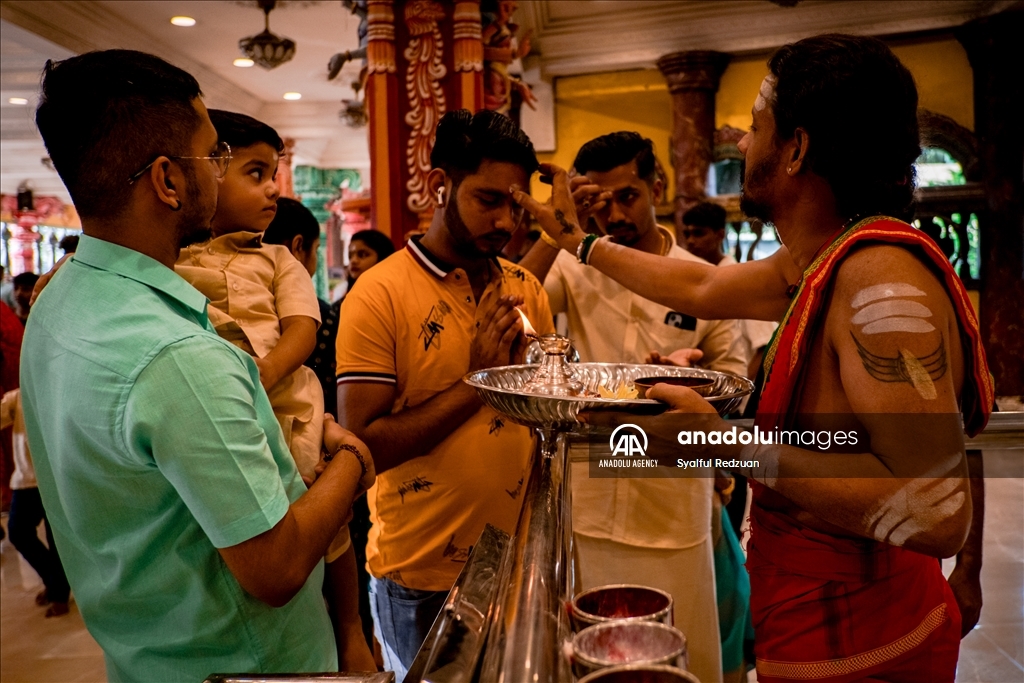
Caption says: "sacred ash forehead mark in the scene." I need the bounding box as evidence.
[754,74,776,113]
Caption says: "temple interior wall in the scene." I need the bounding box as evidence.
[534,35,975,202]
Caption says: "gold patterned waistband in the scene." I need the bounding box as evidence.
[756,603,948,680]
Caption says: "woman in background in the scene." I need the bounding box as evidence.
[344,229,396,295]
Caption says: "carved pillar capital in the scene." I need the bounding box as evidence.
[656,51,730,94]
[453,0,484,111]
[453,1,483,72]
[367,0,397,74]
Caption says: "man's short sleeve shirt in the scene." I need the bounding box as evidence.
[543,228,747,375]
[19,235,335,682]
[336,237,555,590]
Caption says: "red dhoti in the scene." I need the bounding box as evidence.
[748,497,961,681]
[749,217,993,681]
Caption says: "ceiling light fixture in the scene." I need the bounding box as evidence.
[170,16,196,27]
[233,57,255,68]
[238,0,296,70]
[8,97,29,105]
[283,92,302,101]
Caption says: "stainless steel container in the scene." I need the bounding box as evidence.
[418,358,752,683]
[577,664,702,683]
[571,621,688,678]
[570,584,674,631]
[464,363,754,430]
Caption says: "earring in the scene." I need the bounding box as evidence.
[436,187,445,207]
[787,166,793,174]
[170,200,182,212]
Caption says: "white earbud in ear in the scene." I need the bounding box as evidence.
[436,186,445,207]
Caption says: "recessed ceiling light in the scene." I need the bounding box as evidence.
[233,57,255,68]
[283,92,302,101]
[8,97,29,105]
[170,16,196,27]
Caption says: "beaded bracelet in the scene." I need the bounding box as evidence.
[577,234,608,265]
[324,443,369,478]
[575,233,598,264]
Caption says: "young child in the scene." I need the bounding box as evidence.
[174,110,323,484]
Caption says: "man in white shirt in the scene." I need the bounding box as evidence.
[520,132,745,683]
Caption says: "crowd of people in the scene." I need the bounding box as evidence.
[0,29,992,683]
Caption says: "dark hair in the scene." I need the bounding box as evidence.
[263,198,320,250]
[208,109,284,153]
[35,50,203,220]
[682,202,726,231]
[573,132,658,184]
[13,272,40,289]
[58,234,80,253]
[431,109,538,183]
[768,34,920,220]
[350,229,396,261]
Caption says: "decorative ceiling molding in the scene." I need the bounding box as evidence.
[0,0,264,113]
[518,0,1018,77]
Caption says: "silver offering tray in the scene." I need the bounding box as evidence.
[465,363,754,430]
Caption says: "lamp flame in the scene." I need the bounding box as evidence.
[516,306,538,338]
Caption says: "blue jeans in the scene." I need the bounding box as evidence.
[369,576,448,681]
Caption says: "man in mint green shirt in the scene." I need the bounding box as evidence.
[22,50,374,682]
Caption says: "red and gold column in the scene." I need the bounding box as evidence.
[366,0,403,246]
[366,0,485,244]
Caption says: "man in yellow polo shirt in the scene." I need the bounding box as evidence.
[336,109,553,679]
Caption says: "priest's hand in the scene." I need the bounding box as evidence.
[511,163,586,253]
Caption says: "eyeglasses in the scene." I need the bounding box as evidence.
[128,141,232,184]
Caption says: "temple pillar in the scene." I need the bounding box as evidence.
[365,0,485,245]
[276,137,296,199]
[956,9,1024,397]
[366,0,403,246]
[656,50,730,231]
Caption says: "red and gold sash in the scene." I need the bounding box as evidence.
[757,215,994,436]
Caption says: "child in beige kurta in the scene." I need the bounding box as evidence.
[176,232,323,484]
[176,232,350,562]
